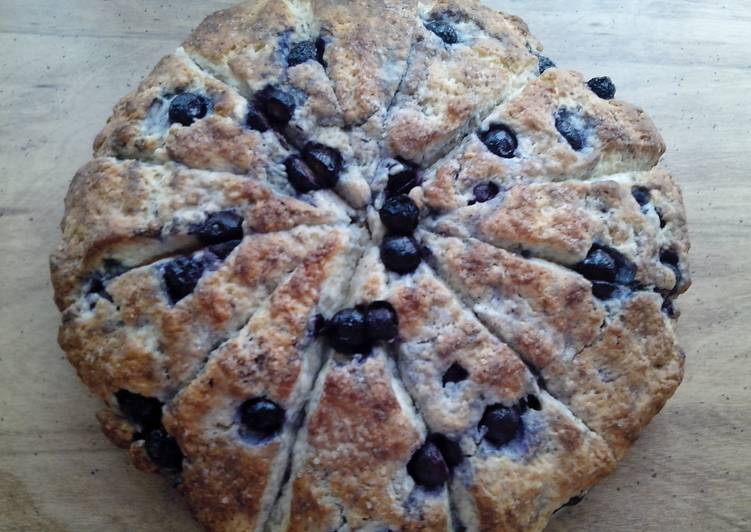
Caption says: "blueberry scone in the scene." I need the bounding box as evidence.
[51,1,690,530]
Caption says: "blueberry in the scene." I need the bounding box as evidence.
[365,301,398,342]
[239,398,285,438]
[256,85,296,125]
[472,182,500,204]
[168,93,210,126]
[479,404,522,446]
[327,308,368,354]
[427,433,463,469]
[480,125,518,159]
[574,245,636,286]
[587,76,616,100]
[208,239,242,260]
[425,20,458,45]
[442,363,468,386]
[386,164,419,197]
[554,108,585,151]
[380,235,422,274]
[521,394,542,411]
[115,390,163,432]
[407,440,449,489]
[311,314,328,336]
[631,186,651,207]
[302,142,343,188]
[660,248,682,292]
[288,40,318,67]
[379,195,419,235]
[86,272,113,303]
[523,360,547,390]
[143,429,183,471]
[246,102,270,132]
[661,296,676,318]
[538,55,556,74]
[284,155,322,193]
[193,211,244,245]
[163,256,206,303]
[591,280,619,300]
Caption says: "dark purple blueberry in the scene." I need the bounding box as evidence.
[163,256,206,303]
[169,93,210,126]
[442,363,468,386]
[327,308,368,354]
[660,248,682,292]
[538,55,556,74]
[379,195,419,235]
[479,404,522,446]
[239,398,285,438]
[302,142,343,188]
[193,211,244,245]
[555,108,585,151]
[256,85,296,125]
[115,390,163,431]
[144,429,183,471]
[311,314,328,336]
[521,394,542,411]
[246,101,270,132]
[285,155,321,193]
[86,272,113,303]
[365,301,398,342]
[591,280,619,300]
[380,235,421,274]
[661,296,676,318]
[631,186,651,207]
[425,20,458,45]
[472,182,500,204]
[315,37,327,65]
[574,245,636,286]
[427,433,463,469]
[587,76,616,100]
[287,40,318,67]
[407,440,449,489]
[208,239,242,260]
[480,125,518,159]
[386,164,419,197]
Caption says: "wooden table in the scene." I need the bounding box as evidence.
[1,1,749,530]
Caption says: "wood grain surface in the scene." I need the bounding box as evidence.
[0,1,749,530]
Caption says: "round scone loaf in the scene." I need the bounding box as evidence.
[50,1,690,530]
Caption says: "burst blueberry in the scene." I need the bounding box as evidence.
[193,211,243,245]
[425,19,458,45]
[163,256,206,303]
[168,93,210,126]
[587,76,616,100]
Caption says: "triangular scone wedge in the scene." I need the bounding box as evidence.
[271,247,452,531]
[426,170,690,296]
[60,226,364,405]
[50,158,351,309]
[386,264,615,530]
[162,227,364,531]
[384,0,539,167]
[424,232,685,459]
[421,69,666,212]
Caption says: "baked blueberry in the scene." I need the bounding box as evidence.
[521,394,542,411]
[591,280,619,300]
[239,398,285,438]
[472,182,500,204]
[163,256,206,303]
[246,102,270,132]
[660,248,682,291]
[480,125,518,159]
[287,40,318,67]
[208,239,242,260]
[479,404,522,446]
[555,108,585,151]
[256,85,296,125]
[85,272,113,303]
[144,429,183,471]
[327,308,368,353]
[425,20,458,45]
[661,296,676,318]
[285,155,321,193]
[538,55,556,74]
[442,362,468,386]
[168,93,210,126]
[193,211,244,245]
[310,314,328,337]
[407,440,449,489]
[365,301,398,342]
[380,235,421,274]
[574,245,636,286]
[631,186,652,207]
[587,76,616,100]
[386,164,419,197]
[302,142,343,188]
[379,195,419,235]
[115,390,163,431]
[427,433,463,469]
